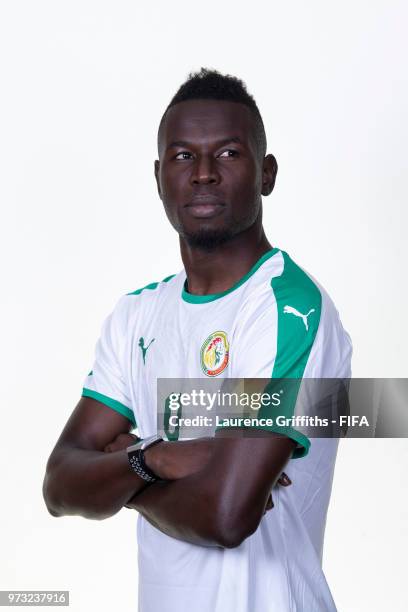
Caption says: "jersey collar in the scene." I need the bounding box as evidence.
[181,248,280,304]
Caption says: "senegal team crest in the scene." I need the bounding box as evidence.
[200,331,229,377]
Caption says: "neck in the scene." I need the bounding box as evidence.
[180,220,273,296]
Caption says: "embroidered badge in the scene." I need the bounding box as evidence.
[200,331,229,377]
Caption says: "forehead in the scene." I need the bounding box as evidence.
[158,99,258,152]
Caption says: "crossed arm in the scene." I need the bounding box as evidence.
[43,397,295,547]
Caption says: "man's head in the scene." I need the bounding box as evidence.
[155,68,277,250]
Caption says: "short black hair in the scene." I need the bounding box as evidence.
[158,67,267,158]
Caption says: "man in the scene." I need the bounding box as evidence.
[43,68,352,611]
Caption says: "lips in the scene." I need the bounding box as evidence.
[184,191,226,219]
[186,192,224,205]
[184,195,225,219]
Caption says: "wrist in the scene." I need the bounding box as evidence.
[144,440,170,479]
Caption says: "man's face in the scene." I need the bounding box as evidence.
[155,100,276,249]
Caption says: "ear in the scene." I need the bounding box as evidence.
[261,154,278,196]
[154,160,162,199]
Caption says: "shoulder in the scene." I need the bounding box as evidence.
[268,249,350,332]
[123,272,179,310]
[267,250,352,377]
[126,273,178,297]
[104,272,180,337]
[269,250,322,318]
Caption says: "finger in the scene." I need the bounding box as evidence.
[277,472,292,486]
[119,433,139,444]
[265,495,274,511]
[113,433,139,450]
[105,433,139,453]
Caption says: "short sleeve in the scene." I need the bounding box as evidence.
[223,303,318,458]
[82,297,136,428]
[220,253,352,459]
[216,252,339,459]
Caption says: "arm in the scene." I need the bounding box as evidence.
[127,428,296,548]
[42,291,159,521]
[42,397,151,520]
[43,397,215,520]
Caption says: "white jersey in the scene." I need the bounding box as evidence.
[82,248,352,612]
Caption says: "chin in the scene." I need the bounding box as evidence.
[182,226,236,250]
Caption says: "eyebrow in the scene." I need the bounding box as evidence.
[166,136,244,151]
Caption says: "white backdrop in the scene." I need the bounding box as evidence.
[1,1,407,611]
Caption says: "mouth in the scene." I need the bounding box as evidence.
[184,195,226,219]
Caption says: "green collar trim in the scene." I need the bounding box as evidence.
[181,248,280,304]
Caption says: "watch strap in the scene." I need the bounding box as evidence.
[127,437,163,483]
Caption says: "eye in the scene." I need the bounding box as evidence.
[175,151,193,160]
[218,149,239,158]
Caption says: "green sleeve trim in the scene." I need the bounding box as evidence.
[82,388,136,427]
[214,424,310,458]
[248,425,311,458]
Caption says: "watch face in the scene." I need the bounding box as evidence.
[127,440,144,453]
[140,434,162,450]
[127,434,161,453]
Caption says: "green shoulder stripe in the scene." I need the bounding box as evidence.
[127,274,176,296]
[268,251,322,457]
[271,251,322,379]
[215,250,321,457]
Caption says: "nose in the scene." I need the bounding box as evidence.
[190,154,220,185]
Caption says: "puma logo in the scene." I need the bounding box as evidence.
[139,337,155,364]
[283,305,315,331]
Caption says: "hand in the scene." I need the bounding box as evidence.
[103,433,211,481]
[103,433,211,482]
[277,472,291,487]
[104,432,140,453]
[146,438,213,481]
[104,433,292,496]
[264,472,292,513]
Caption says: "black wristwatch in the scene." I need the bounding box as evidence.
[126,434,163,483]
